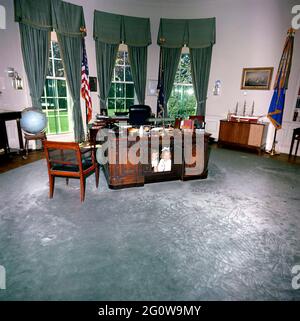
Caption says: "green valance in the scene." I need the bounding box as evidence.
[157,18,187,48]
[157,17,216,48]
[93,10,151,46]
[15,0,85,35]
[187,18,216,48]
[14,0,52,30]
[51,0,85,37]
[93,11,122,44]
[123,16,152,47]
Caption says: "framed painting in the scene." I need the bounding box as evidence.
[241,67,274,90]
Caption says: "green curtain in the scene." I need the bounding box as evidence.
[14,0,52,29]
[190,46,213,116]
[157,17,216,116]
[94,11,151,110]
[14,0,52,108]
[95,41,118,111]
[52,0,85,142]
[157,18,187,48]
[187,18,216,49]
[19,25,50,108]
[123,16,151,46]
[94,11,151,46]
[161,47,181,116]
[157,17,216,48]
[93,10,123,45]
[128,46,148,104]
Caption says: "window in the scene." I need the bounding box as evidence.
[107,51,135,116]
[168,53,196,118]
[41,41,71,134]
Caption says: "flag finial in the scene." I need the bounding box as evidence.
[287,28,296,36]
[80,27,87,36]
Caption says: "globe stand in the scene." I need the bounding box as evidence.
[23,131,47,159]
[20,107,48,159]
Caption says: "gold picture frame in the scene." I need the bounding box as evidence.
[241,67,274,90]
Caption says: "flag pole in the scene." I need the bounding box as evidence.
[267,128,279,156]
[85,100,89,141]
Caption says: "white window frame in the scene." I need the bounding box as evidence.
[107,44,136,115]
[42,32,73,136]
[168,48,197,118]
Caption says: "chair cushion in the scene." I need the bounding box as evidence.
[51,158,93,172]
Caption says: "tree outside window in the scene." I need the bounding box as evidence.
[168,53,196,118]
[107,51,135,116]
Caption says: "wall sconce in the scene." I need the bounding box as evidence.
[147,79,158,96]
[213,80,221,96]
[7,67,23,90]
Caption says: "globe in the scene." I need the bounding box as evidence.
[20,107,47,134]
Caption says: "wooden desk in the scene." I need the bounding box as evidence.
[0,109,24,156]
[218,120,268,153]
[97,130,210,189]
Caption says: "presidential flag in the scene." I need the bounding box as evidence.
[156,48,165,118]
[267,29,295,129]
[81,37,92,123]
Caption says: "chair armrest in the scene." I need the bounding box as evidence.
[80,147,93,154]
[80,146,97,165]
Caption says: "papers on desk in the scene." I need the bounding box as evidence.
[150,127,164,132]
[115,116,129,119]
[96,114,109,120]
[115,123,132,129]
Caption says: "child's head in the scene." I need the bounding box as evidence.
[151,150,159,160]
[161,148,171,160]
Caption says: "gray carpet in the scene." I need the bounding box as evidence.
[0,148,299,301]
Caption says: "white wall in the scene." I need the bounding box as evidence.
[0,0,299,152]
[0,0,29,147]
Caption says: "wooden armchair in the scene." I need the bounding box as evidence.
[43,141,99,202]
[189,115,205,129]
[289,127,300,158]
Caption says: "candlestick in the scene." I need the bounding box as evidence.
[251,101,255,116]
[235,102,238,115]
[243,101,246,116]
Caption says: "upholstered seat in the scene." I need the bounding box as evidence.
[43,141,99,202]
[51,159,93,172]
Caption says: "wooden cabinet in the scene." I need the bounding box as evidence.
[218,120,268,153]
[0,110,24,156]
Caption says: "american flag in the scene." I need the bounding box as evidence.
[81,37,92,123]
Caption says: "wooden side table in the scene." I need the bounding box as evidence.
[23,131,47,159]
